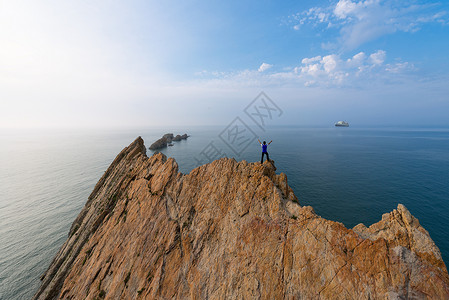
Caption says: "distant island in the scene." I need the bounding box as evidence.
[149,133,189,150]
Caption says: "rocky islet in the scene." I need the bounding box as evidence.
[149,133,189,150]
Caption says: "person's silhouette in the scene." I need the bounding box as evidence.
[258,139,272,163]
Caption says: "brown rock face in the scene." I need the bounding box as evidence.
[34,137,449,299]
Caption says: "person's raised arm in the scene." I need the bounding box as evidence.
[258,139,261,145]
[268,140,273,145]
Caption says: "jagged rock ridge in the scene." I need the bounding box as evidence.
[34,137,449,299]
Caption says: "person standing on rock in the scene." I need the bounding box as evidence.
[258,139,272,163]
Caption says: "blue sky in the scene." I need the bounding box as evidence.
[1,0,448,128]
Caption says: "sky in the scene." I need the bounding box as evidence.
[1,0,449,128]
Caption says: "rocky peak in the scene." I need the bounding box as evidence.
[34,137,449,299]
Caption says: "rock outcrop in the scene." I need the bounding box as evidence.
[34,137,449,299]
[149,133,188,150]
[172,134,188,142]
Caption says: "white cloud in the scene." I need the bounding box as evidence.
[369,50,386,65]
[385,62,414,73]
[258,62,273,72]
[194,50,415,89]
[322,55,339,73]
[291,7,331,30]
[334,0,359,19]
[288,0,449,50]
[301,56,322,64]
[296,49,415,86]
[417,11,448,24]
[301,63,323,77]
[346,52,366,68]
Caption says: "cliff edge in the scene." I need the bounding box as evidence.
[34,137,449,299]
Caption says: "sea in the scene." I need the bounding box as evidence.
[1,126,448,299]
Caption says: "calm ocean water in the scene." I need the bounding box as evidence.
[1,126,448,299]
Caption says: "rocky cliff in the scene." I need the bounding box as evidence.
[34,137,449,299]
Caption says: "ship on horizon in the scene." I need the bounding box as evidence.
[335,121,349,127]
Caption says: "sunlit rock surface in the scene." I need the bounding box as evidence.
[34,137,449,299]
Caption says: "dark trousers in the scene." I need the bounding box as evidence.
[261,152,270,163]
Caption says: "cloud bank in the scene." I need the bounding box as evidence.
[197,50,415,88]
[288,0,448,50]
